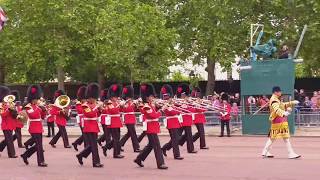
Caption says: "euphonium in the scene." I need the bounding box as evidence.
[54,95,71,109]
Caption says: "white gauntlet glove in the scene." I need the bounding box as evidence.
[283,111,290,117]
[292,100,300,105]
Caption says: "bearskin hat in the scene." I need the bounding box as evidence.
[221,93,229,101]
[85,83,100,99]
[26,85,42,103]
[160,84,173,100]
[122,85,134,100]
[191,87,201,98]
[176,83,190,98]
[108,84,122,98]
[140,83,156,102]
[100,88,109,102]
[77,86,87,101]
[53,89,65,102]
[0,86,10,102]
[10,90,20,102]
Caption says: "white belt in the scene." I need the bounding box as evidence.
[122,112,135,115]
[121,112,135,122]
[143,118,159,131]
[83,118,98,121]
[82,117,98,127]
[27,118,41,130]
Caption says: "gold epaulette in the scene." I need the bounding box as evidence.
[76,100,81,105]
[24,103,32,109]
[143,104,151,111]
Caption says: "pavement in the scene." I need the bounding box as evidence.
[1,125,320,137]
[0,136,319,180]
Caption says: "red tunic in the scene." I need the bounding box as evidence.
[163,107,181,129]
[121,101,136,124]
[26,104,46,134]
[46,105,55,123]
[107,102,122,128]
[0,103,17,131]
[181,106,196,127]
[220,103,231,121]
[141,103,161,134]
[75,103,84,127]
[50,105,67,126]
[82,102,100,133]
[193,106,207,124]
[15,105,24,128]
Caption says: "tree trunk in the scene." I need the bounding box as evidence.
[205,57,216,95]
[0,62,6,85]
[97,66,105,89]
[57,66,65,91]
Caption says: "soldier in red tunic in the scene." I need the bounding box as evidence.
[134,83,168,170]
[119,85,140,152]
[76,83,103,168]
[102,84,124,158]
[72,86,88,151]
[20,85,48,167]
[161,84,184,160]
[11,90,25,148]
[49,90,71,148]
[46,99,55,138]
[219,93,232,137]
[176,84,198,153]
[97,89,111,147]
[0,86,18,158]
[191,87,209,150]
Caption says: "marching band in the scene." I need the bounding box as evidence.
[0,83,299,169]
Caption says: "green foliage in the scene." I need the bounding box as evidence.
[171,71,189,81]
[0,0,319,86]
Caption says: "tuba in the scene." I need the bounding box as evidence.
[54,95,71,109]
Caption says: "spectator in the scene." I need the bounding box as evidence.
[311,91,318,109]
[231,102,239,123]
[231,93,241,106]
[303,96,312,127]
[247,96,256,114]
[212,95,221,108]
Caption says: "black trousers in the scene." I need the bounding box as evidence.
[120,124,140,151]
[73,126,88,147]
[179,126,195,153]
[192,123,206,148]
[21,133,45,165]
[24,136,35,148]
[136,134,165,168]
[47,122,55,137]
[162,128,181,158]
[77,133,100,165]
[0,130,16,157]
[97,125,111,146]
[49,125,70,147]
[13,128,24,147]
[105,128,121,157]
[220,121,230,136]
[137,131,146,143]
